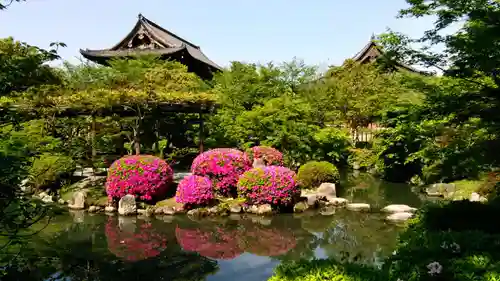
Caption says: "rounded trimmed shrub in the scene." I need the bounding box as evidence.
[237,166,299,206]
[105,155,173,201]
[297,161,339,189]
[246,146,284,166]
[175,175,214,207]
[191,148,252,196]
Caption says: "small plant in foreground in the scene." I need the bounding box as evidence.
[175,175,214,208]
[105,155,173,201]
[297,161,339,189]
[237,166,299,206]
[191,148,252,196]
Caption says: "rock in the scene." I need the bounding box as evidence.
[68,191,86,210]
[346,203,370,212]
[88,206,98,213]
[256,204,273,215]
[320,206,336,216]
[386,212,414,223]
[105,206,116,213]
[253,158,266,168]
[244,205,259,214]
[58,198,66,205]
[42,196,53,203]
[187,208,208,217]
[118,195,137,216]
[293,201,309,213]
[327,197,349,206]
[137,209,147,215]
[37,192,48,199]
[382,204,417,214]
[426,183,456,198]
[470,192,487,202]
[317,183,336,197]
[303,194,320,207]
[154,207,165,215]
[352,162,361,170]
[173,206,186,214]
[207,205,229,216]
[230,205,242,213]
[164,207,176,215]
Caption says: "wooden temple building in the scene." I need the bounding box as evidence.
[80,14,221,79]
[351,35,427,74]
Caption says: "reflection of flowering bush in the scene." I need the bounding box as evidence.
[105,218,168,261]
[237,166,299,206]
[106,155,173,201]
[191,148,251,196]
[175,175,214,207]
[242,224,297,256]
[175,226,243,259]
[247,146,283,166]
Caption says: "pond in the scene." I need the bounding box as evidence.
[13,174,425,281]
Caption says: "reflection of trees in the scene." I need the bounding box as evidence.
[1,217,219,281]
[105,217,167,261]
[318,210,399,265]
[241,222,297,257]
[176,226,243,260]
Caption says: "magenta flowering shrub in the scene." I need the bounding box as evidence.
[191,148,252,196]
[237,166,299,206]
[106,155,173,201]
[175,175,214,207]
[247,146,284,166]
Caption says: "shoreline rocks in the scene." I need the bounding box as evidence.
[382,204,417,214]
[346,203,371,212]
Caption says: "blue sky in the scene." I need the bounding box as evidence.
[0,0,436,70]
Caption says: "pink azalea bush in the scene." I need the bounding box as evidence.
[247,146,284,166]
[237,166,299,206]
[175,175,214,207]
[191,148,252,196]
[106,155,173,201]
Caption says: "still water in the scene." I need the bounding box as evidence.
[13,174,424,281]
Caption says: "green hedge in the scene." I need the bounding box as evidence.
[297,161,339,189]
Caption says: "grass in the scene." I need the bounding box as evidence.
[154,197,183,208]
[448,179,484,200]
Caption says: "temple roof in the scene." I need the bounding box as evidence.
[352,36,426,74]
[80,14,221,72]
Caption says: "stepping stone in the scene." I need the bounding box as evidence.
[346,203,370,212]
[381,204,417,213]
[386,212,413,223]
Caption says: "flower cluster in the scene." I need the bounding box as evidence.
[105,218,168,261]
[237,166,299,206]
[105,155,173,201]
[175,175,214,207]
[191,148,252,196]
[247,146,284,166]
[175,226,243,260]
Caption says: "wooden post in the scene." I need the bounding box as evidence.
[91,115,97,172]
[199,112,204,153]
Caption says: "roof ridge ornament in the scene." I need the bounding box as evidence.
[138,13,144,19]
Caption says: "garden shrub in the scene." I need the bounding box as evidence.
[175,175,214,208]
[477,171,500,202]
[191,148,252,196]
[237,166,299,206]
[385,201,500,281]
[28,153,76,190]
[268,258,385,281]
[296,161,339,189]
[246,146,284,166]
[105,155,173,201]
[312,127,352,164]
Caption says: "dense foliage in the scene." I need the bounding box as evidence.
[237,166,299,206]
[28,153,75,190]
[175,175,214,207]
[297,161,340,189]
[246,146,284,166]
[190,148,252,196]
[105,155,173,201]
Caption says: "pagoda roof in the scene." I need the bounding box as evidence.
[80,14,221,71]
[352,36,427,75]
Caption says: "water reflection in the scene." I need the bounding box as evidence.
[2,174,421,281]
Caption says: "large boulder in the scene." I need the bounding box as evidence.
[293,201,309,213]
[317,183,336,198]
[382,204,417,214]
[68,191,87,210]
[386,212,414,223]
[118,195,137,216]
[346,203,370,212]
